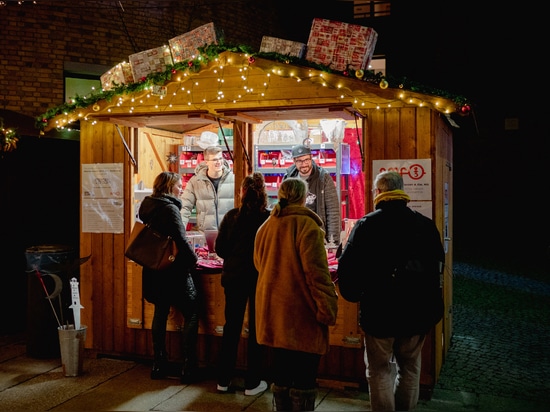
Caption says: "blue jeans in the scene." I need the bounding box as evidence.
[363,334,426,411]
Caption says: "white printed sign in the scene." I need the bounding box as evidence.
[82,163,124,233]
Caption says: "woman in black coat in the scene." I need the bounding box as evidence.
[215,172,270,395]
[138,171,198,383]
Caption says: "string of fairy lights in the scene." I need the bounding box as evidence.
[39,43,471,133]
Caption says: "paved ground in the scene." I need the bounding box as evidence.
[421,259,550,409]
[1,258,549,411]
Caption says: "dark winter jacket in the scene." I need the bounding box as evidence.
[337,199,445,338]
[215,207,270,288]
[284,160,341,243]
[138,195,198,305]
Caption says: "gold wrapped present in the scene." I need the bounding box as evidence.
[129,45,173,80]
[100,62,134,91]
[260,36,306,58]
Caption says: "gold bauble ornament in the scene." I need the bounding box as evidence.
[92,103,101,112]
[355,69,364,79]
[379,79,389,89]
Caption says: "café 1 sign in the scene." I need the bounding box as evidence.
[372,159,433,218]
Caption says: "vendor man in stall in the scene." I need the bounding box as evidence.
[283,144,341,244]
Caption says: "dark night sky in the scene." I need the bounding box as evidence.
[276,1,547,264]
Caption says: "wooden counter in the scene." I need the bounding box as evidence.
[126,261,365,387]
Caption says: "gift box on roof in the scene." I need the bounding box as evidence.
[260,36,306,58]
[305,18,378,72]
[100,62,134,91]
[129,45,173,80]
[169,22,217,63]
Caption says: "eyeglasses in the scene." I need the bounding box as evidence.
[295,157,312,166]
[207,157,223,163]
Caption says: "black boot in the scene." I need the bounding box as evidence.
[180,357,199,384]
[289,388,317,411]
[272,384,291,411]
[150,350,168,380]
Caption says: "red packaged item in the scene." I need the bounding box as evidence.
[306,18,378,72]
[169,23,217,63]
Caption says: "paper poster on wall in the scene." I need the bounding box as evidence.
[372,159,432,201]
[408,201,433,219]
[82,163,124,233]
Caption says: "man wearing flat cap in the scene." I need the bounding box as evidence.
[283,144,341,244]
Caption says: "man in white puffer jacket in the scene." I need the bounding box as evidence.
[180,146,235,231]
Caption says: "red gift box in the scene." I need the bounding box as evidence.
[305,18,378,72]
[260,36,306,58]
[169,22,217,63]
[100,63,134,91]
[129,45,173,80]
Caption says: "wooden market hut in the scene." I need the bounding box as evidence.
[42,50,456,394]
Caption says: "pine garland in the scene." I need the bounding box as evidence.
[35,42,470,130]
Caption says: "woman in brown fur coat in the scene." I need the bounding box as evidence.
[254,178,338,411]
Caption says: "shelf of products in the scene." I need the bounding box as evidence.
[254,143,350,218]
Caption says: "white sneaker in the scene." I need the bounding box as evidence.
[245,380,268,396]
[217,384,229,392]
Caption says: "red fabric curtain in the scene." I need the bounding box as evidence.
[343,127,365,220]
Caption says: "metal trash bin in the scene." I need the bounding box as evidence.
[25,245,78,358]
[58,324,87,376]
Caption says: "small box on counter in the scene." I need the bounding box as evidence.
[305,18,378,72]
[169,22,217,63]
[260,36,306,58]
[100,62,134,91]
[129,45,173,80]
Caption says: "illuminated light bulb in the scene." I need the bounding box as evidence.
[409,99,413,103]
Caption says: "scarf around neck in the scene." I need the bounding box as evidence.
[374,189,410,208]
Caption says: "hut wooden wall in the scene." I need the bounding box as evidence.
[361,107,453,391]
[78,107,453,391]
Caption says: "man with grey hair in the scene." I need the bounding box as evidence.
[337,170,445,411]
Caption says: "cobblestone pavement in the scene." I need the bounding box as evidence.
[433,260,550,404]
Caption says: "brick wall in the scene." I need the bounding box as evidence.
[0,0,291,119]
